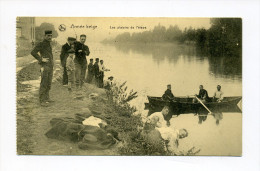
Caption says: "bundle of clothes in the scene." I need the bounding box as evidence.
[45,113,119,150]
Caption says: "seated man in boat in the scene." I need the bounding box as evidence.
[162,84,174,101]
[213,85,224,102]
[193,85,210,103]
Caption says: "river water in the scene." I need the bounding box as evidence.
[88,42,242,156]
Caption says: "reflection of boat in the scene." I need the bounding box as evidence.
[145,96,242,114]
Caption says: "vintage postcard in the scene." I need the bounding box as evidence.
[16,17,242,156]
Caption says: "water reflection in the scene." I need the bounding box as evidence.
[208,56,242,79]
[212,112,223,126]
[95,42,242,155]
[198,113,208,124]
[110,42,242,79]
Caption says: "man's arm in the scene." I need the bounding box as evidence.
[31,42,42,63]
[84,45,90,56]
[219,92,224,101]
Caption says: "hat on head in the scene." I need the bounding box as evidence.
[45,30,52,35]
[80,34,86,38]
[67,49,75,54]
[90,58,93,61]
[68,37,76,41]
[108,76,114,79]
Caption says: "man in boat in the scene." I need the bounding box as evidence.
[193,85,209,103]
[162,84,174,101]
[213,85,224,102]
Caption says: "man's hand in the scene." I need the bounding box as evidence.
[166,121,170,127]
[42,58,49,63]
[78,50,83,52]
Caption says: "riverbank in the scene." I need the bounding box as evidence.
[16,54,149,155]
[16,51,199,155]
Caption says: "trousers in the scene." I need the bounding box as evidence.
[75,61,87,87]
[63,66,68,85]
[39,65,53,103]
[86,72,94,83]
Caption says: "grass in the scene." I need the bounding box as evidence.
[16,50,199,155]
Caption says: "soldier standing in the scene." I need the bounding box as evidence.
[74,34,90,89]
[31,30,54,107]
[93,58,100,87]
[60,37,76,86]
[86,58,94,83]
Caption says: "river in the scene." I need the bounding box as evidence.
[87,42,242,156]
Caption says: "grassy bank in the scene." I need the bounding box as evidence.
[16,51,198,155]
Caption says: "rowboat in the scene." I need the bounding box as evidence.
[145,96,242,115]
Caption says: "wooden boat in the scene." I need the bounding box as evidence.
[145,96,242,115]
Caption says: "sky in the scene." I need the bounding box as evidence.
[36,17,211,43]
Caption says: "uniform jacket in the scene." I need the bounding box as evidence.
[31,39,53,66]
[198,89,209,100]
[74,41,90,64]
[60,43,72,67]
[88,63,94,74]
[162,89,174,100]
[93,62,100,76]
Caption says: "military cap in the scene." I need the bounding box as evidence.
[90,58,93,61]
[67,49,75,54]
[68,37,76,41]
[80,34,86,38]
[45,30,52,35]
[108,76,114,79]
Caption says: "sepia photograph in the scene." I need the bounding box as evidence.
[16,17,243,156]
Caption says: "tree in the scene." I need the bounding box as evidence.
[165,25,182,42]
[208,18,242,57]
[152,24,167,42]
[195,28,207,49]
[35,22,58,41]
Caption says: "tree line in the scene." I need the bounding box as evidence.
[102,18,242,57]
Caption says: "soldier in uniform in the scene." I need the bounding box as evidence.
[31,30,54,107]
[86,58,94,83]
[93,58,100,87]
[60,37,76,85]
[74,34,90,89]
[162,84,175,101]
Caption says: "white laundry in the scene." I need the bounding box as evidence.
[82,116,107,127]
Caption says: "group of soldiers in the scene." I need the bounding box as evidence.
[31,30,112,107]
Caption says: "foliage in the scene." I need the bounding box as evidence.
[106,81,200,155]
[108,81,138,117]
[35,22,59,41]
[207,18,242,57]
[103,18,242,57]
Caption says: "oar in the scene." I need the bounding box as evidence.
[195,96,213,114]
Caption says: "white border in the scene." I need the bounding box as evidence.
[0,0,260,171]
